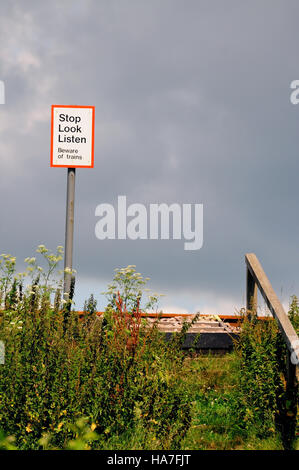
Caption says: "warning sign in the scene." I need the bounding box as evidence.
[51,105,95,168]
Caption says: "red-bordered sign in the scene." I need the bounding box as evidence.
[51,105,95,168]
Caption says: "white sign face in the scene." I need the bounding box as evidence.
[51,105,95,168]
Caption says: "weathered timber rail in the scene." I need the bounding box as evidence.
[245,253,299,383]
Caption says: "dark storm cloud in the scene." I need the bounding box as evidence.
[1,0,299,311]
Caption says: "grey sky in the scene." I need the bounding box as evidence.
[0,1,299,313]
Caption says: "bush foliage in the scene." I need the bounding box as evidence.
[0,247,298,450]
[0,250,192,449]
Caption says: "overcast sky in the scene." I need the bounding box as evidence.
[1,1,299,313]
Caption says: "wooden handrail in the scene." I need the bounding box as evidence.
[245,253,299,380]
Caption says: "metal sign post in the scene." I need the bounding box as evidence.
[64,167,76,298]
[51,104,95,298]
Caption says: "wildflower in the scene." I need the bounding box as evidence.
[64,267,76,274]
[36,245,48,254]
[25,424,33,433]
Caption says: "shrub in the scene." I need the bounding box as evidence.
[288,295,299,334]
[0,255,192,449]
[234,311,284,437]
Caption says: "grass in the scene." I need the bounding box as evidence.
[180,353,284,450]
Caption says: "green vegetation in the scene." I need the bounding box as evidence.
[288,295,299,335]
[181,354,284,450]
[0,247,298,450]
[0,250,193,450]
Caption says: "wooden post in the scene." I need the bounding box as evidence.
[245,253,299,355]
[246,266,257,317]
[284,350,298,449]
[245,253,299,447]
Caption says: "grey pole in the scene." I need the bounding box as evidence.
[64,168,76,299]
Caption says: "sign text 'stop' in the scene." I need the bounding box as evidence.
[51,105,95,168]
